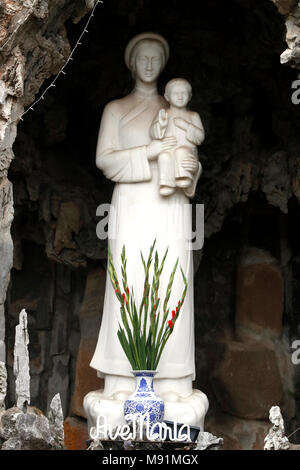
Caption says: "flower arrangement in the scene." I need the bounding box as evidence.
[107,239,187,371]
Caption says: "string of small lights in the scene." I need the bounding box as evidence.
[2,0,103,124]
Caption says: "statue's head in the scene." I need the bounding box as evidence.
[164,78,192,108]
[125,33,169,83]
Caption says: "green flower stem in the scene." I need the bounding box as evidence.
[107,240,187,371]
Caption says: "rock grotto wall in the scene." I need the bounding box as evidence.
[1,0,300,450]
[0,0,101,416]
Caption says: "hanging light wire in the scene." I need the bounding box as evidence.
[3,0,103,123]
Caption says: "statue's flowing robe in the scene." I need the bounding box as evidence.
[90,88,201,379]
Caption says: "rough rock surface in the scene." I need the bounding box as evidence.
[264,405,290,450]
[0,300,65,450]
[0,400,65,450]
[0,0,95,374]
[71,267,105,418]
[13,412,55,450]
[13,309,30,409]
[1,437,22,450]
[48,393,64,449]
[236,248,284,338]
[87,438,104,450]
[206,412,271,450]
[0,176,13,362]
[195,431,223,450]
[0,362,7,410]
[0,406,22,441]
[211,341,284,420]
[272,1,300,68]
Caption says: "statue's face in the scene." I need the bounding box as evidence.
[166,83,191,108]
[134,42,163,83]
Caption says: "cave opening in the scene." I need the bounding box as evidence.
[5,0,300,447]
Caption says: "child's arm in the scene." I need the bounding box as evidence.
[150,109,168,139]
[187,112,205,145]
[174,112,205,146]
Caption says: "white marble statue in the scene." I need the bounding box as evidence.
[84,32,208,433]
[150,78,204,196]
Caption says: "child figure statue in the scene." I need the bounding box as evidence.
[150,78,205,196]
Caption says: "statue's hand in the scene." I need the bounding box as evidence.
[181,154,199,173]
[147,137,177,160]
[158,109,169,129]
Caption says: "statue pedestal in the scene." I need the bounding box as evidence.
[83,387,209,438]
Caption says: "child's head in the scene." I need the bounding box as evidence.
[164,78,192,108]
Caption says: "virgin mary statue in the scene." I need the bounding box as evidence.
[84,32,209,430]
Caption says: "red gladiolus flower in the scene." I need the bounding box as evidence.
[168,320,173,328]
[122,293,125,301]
[172,310,176,318]
[176,306,178,312]
[116,289,119,294]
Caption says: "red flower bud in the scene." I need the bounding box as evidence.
[126,287,129,294]
[122,293,125,301]
[168,320,173,328]
[172,310,176,318]
[178,300,180,305]
[144,300,147,305]
[126,301,128,306]
[176,306,178,312]
[116,289,119,294]
[153,304,155,310]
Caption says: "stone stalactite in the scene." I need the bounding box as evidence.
[13,309,30,409]
[0,178,13,363]
[0,361,7,410]
[0,307,65,449]
[48,393,64,449]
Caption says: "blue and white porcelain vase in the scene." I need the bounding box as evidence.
[124,371,164,427]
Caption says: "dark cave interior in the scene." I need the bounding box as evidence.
[4,0,300,443]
